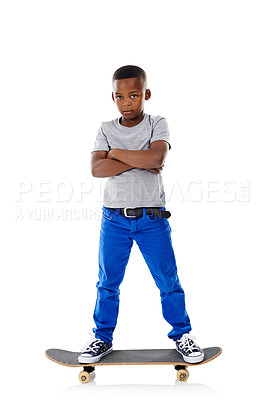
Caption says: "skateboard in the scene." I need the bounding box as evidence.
[45,346,222,383]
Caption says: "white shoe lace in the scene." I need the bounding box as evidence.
[178,334,199,352]
[85,339,104,354]
[81,332,104,353]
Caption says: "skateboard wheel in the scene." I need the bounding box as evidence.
[177,368,189,382]
[78,370,90,384]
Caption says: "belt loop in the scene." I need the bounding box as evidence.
[143,207,147,217]
[115,208,120,216]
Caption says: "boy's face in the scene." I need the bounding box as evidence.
[112,77,151,124]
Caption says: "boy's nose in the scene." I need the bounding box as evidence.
[123,98,132,107]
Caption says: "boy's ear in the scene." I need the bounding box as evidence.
[112,92,115,102]
[145,89,151,100]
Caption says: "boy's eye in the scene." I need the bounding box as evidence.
[115,94,138,100]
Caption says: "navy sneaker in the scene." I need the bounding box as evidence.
[176,334,204,363]
[78,338,113,363]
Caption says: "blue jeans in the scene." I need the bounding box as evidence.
[93,206,192,343]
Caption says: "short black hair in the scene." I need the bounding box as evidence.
[112,65,147,86]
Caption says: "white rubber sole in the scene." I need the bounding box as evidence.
[78,346,113,364]
[176,349,204,363]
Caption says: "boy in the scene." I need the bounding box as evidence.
[78,65,204,364]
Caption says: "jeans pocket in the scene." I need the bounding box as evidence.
[148,207,166,221]
[102,207,114,221]
[148,214,161,221]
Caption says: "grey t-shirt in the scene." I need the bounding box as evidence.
[91,113,171,208]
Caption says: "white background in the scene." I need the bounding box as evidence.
[1,0,265,399]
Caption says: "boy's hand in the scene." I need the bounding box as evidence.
[146,163,164,174]
[106,149,115,160]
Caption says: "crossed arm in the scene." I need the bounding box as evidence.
[91,140,169,178]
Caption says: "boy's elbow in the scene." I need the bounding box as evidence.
[149,142,168,168]
[152,154,164,169]
[91,164,100,177]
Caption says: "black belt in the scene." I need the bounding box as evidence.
[106,207,171,219]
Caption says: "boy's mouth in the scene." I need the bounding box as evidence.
[122,110,134,115]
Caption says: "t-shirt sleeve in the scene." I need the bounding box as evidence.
[150,116,171,150]
[91,124,110,153]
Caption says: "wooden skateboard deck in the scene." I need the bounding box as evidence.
[45,346,222,383]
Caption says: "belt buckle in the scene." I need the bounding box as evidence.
[124,207,137,218]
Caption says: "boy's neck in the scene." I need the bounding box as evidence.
[119,112,145,127]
